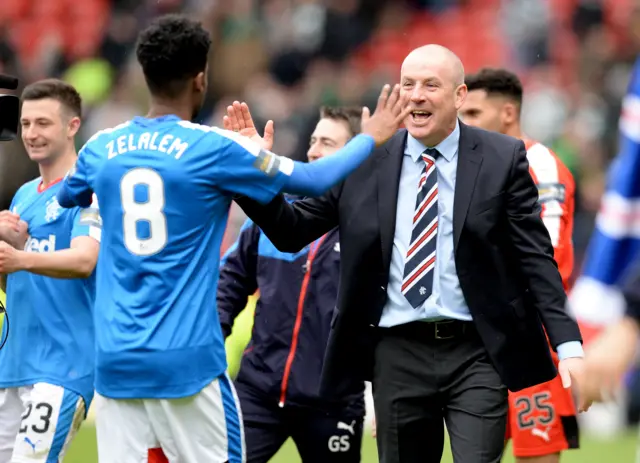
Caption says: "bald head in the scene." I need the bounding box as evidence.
[400,44,468,147]
[402,45,465,87]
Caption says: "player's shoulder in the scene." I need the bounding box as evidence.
[20,177,42,192]
[524,140,574,184]
[80,121,134,162]
[84,121,133,147]
[13,177,42,201]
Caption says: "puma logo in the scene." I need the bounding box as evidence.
[23,436,41,452]
[531,427,551,442]
[337,420,356,435]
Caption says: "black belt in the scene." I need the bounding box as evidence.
[380,319,475,341]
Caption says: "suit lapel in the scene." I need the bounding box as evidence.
[377,130,407,272]
[453,123,482,251]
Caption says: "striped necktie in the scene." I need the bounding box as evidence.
[401,148,439,308]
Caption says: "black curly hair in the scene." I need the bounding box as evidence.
[136,14,212,98]
[465,68,523,106]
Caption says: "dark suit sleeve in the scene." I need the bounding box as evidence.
[623,259,640,322]
[505,140,582,348]
[217,219,260,339]
[234,185,340,253]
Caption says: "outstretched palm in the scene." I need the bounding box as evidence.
[222,101,275,151]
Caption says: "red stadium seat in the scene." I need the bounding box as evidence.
[0,0,30,23]
[9,18,63,67]
[31,0,66,19]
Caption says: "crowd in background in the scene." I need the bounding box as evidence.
[0,0,638,276]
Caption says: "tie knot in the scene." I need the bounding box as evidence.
[421,148,439,164]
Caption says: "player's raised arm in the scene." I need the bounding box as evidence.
[57,146,95,208]
[211,84,410,203]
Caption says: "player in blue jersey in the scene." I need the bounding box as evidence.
[0,79,100,463]
[55,14,409,463]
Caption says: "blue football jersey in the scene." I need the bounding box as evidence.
[59,115,292,399]
[0,178,100,408]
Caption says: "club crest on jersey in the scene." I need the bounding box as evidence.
[253,149,281,177]
[45,197,62,222]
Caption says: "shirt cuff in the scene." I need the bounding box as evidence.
[556,341,584,360]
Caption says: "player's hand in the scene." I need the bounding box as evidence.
[223,101,275,151]
[371,415,377,438]
[0,211,28,250]
[361,84,411,146]
[558,356,592,412]
[0,241,26,274]
[0,210,21,235]
[579,317,639,405]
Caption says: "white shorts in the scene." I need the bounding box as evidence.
[0,383,86,463]
[96,374,245,463]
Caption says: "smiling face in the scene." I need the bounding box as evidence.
[307,117,353,162]
[20,98,79,165]
[400,45,467,147]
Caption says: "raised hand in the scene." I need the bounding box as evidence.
[223,101,275,151]
[360,84,412,146]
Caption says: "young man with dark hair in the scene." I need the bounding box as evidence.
[218,106,366,463]
[460,67,579,463]
[56,13,409,463]
[0,78,100,463]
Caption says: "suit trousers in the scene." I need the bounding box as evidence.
[372,321,508,463]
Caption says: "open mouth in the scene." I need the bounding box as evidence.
[411,110,432,122]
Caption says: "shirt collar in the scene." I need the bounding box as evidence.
[405,119,460,163]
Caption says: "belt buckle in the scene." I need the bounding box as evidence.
[434,321,455,340]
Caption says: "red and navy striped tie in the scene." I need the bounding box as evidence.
[401,148,439,308]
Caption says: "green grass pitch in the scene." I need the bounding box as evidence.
[64,425,639,462]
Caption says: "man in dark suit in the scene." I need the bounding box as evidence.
[225,45,587,463]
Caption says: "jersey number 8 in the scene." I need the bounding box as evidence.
[120,168,168,256]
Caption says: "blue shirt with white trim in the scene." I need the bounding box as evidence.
[58,115,297,399]
[0,178,100,408]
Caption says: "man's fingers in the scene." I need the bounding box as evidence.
[0,212,20,226]
[264,120,275,143]
[394,104,412,127]
[0,220,20,233]
[581,398,593,413]
[394,90,411,116]
[231,101,248,130]
[222,116,232,131]
[385,84,401,110]
[226,105,241,132]
[0,211,19,220]
[559,367,572,389]
[240,103,256,129]
[361,106,371,123]
[375,84,391,114]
